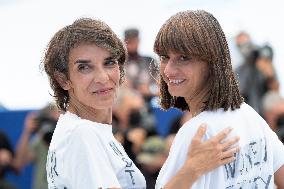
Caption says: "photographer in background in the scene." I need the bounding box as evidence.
[13,103,59,189]
[0,131,18,189]
[123,28,158,103]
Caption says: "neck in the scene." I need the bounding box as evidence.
[186,99,204,118]
[184,86,209,117]
[67,96,112,125]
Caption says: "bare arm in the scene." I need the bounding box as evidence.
[163,124,240,189]
[275,164,284,189]
[13,112,37,171]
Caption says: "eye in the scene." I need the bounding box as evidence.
[159,55,169,63]
[179,55,191,61]
[78,64,89,71]
[105,59,118,66]
[78,64,91,73]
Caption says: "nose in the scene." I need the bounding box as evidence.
[163,59,178,77]
[94,68,109,84]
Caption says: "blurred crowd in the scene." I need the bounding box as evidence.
[234,31,284,138]
[0,29,283,189]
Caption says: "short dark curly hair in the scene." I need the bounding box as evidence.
[154,10,243,111]
[42,18,127,111]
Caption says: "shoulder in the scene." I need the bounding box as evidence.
[178,109,233,139]
[181,111,219,133]
[69,122,101,143]
[240,103,266,123]
[63,123,109,159]
[58,113,102,134]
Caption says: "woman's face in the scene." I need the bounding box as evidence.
[65,44,120,109]
[159,50,209,99]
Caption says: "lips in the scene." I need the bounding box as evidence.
[93,88,113,94]
[168,79,186,85]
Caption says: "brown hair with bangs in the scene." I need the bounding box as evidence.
[154,10,243,111]
[42,18,127,111]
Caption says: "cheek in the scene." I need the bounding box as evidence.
[71,74,91,88]
[110,67,120,85]
[159,64,167,78]
[159,64,166,73]
[202,65,210,80]
[198,66,210,86]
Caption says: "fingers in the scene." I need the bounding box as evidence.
[212,127,233,142]
[221,146,240,159]
[222,136,240,150]
[220,156,236,165]
[220,147,240,166]
[191,124,207,144]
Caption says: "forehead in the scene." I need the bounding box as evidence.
[166,50,184,56]
[69,44,111,59]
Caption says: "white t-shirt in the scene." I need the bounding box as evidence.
[156,103,284,189]
[46,111,146,189]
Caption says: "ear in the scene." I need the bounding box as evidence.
[54,71,71,90]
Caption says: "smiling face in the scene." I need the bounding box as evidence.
[63,44,120,110]
[154,10,243,111]
[159,50,209,100]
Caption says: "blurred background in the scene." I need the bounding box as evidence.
[0,0,283,109]
[0,0,283,188]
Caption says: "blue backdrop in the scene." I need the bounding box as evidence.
[0,110,34,189]
[0,107,182,189]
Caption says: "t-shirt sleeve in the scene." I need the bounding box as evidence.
[263,122,284,172]
[65,125,121,189]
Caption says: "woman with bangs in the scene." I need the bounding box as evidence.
[154,10,284,189]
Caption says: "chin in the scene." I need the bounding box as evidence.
[168,90,185,98]
[98,102,114,109]
[89,99,113,109]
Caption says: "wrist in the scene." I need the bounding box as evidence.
[164,159,200,189]
[183,158,200,182]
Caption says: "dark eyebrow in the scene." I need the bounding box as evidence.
[74,56,115,64]
[74,59,91,64]
[104,56,116,61]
